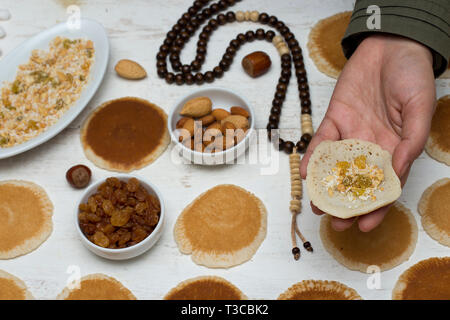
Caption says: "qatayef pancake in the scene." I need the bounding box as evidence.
[392,257,450,300]
[418,178,450,247]
[81,97,170,173]
[0,180,53,259]
[277,280,362,300]
[307,12,352,78]
[164,276,247,300]
[0,270,34,300]
[320,202,417,272]
[174,184,267,268]
[306,139,401,219]
[56,274,136,300]
[425,95,450,166]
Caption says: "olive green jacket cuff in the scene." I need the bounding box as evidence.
[342,0,450,77]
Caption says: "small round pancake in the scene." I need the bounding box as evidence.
[0,270,34,300]
[164,276,247,300]
[306,139,401,219]
[320,202,417,272]
[81,97,170,173]
[425,95,450,166]
[307,12,352,79]
[392,257,450,300]
[174,184,267,268]
[418,178,450,247]
[0,180,53,259]
[56,274,136,300]
[278,280,362,300]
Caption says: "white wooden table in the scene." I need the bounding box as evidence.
[0,0,448,300]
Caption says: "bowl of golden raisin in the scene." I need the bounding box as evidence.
[76,175,165,260]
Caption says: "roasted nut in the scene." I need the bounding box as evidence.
[66,164,92,189]
[180,96,212,117]
[176,117,191,129]
[115,59,147,80]
[230,106,249,118]
[198,114,215,126]
[242,51,272,78]
[182,118,195,136]
[211,108,230,121]
[222,115,249,130]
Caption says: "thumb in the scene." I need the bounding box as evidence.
[392,101,433,178]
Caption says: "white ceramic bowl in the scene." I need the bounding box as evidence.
[168,87,254,165]
[0,19,109,159]
[75,174,165,260]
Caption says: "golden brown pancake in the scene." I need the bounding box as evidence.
[278,280,362,300]
[164,276,247,300]
[425,95,450,165]
[392,257,450,300]
[0,270,34,300]
[307,12,352,78]
[418,178,450,247]
[56,274,136,300]
[81,97,170,172]
[0,180,53,259]
[320,202,417,272]
[174,184,267,268]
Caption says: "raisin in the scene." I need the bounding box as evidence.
[110,209,131,227]
[93,231,110,248]
[131,227,148,242]
[126,177,140,193]
[135,202,148,214]
[102,199,115,216]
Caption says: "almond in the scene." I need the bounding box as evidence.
[182,118,195,136]
[180,97,212,117]
[222,115,249,130]
[206,121,221,131]
[221,121,236,135]
[115,59,147,80]
[230,106,249,118]
[198,114,215,126]
[211,108,230,121]
[176,117,191,129]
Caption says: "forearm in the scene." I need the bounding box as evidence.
[341,0,450,78]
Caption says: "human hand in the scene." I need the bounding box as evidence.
[300,34,435,232]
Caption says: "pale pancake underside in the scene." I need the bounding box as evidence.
[306,139,401,219]
[0,180,53,259]
[425,95,450,166]
[163,276,247,300]
[174,184,267,268]
[0,270,34,300]
[392,257,450,300]
[307,11,352,79]
[56,273,136,300]
[418,178,450,247]
[320,202,418,272]
[80,97,170,173]
[277,280,362,300]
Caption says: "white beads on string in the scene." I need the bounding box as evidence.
[235,10,259,22]
[272,35,289,56]
[301,114,313,135]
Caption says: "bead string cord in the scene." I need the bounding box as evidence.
[157,0,314,260]
[289,148,313,260]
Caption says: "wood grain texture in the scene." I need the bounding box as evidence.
[0,0,448,300]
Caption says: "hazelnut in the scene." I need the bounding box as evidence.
[66,165,92,189]
[242,51,272,78]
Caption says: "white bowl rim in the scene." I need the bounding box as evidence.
[75,174,165,254]
[168,86,255,158]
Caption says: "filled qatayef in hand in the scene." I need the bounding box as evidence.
[306,139,401,219]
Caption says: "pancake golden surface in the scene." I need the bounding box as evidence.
[81,97,170,172]
[164,276,247,300]
[278,280,361,300]
[425,95,450,165]
[56,274,136,300]
[0,270,34,300]
[392,257,450,300]
[418,178,450,247]
[0,180,53,259]
[174,184,267,268]
[320,202,417,272]
[307,12,352,78]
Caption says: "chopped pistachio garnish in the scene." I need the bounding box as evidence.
[323,155,385,202]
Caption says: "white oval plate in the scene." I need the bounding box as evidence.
[0,19,109,159]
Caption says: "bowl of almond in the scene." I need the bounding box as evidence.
[169,87,254,165]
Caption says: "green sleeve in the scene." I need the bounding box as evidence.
[342,0,450,77]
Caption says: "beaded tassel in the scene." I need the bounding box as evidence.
[289,148,313,260]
